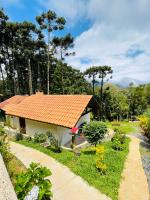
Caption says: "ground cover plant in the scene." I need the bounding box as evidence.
[17,137,130,200]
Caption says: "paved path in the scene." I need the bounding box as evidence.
[119,135,149,200]
[10,142,110,200]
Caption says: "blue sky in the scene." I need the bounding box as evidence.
[1,0,150,82]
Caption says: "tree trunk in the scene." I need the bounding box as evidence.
[16,66,20,94]
[28,59,33,95]
[47,29,50,95]
[92,75,95,95]
[12,51,16,95]
[37,62,41,91]
[100,73,104,120]
[60,49,64,94]
[0,64,6,94]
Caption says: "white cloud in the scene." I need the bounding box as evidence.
[65,0,150,82]
[38,0,88,26]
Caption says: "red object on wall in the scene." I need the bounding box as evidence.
[71,127,79,134]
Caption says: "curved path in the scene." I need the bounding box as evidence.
[10,142,110,200]
[119,135,149,200]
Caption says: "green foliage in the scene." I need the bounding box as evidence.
[34,133,47,143]
[24,136,33,142]
[81,146,96,154]
[128,85,148,117]
[15,133,23,141]
[0,126,5,136]
[15,162,52,200]
[46,132,62,153]
[95,146,107,174]
[83,121,107,146]
[0,134,12,163]
[17,139,130,200]
[111,128,127,151]
[138,111,150,140]
[103,86,129,121]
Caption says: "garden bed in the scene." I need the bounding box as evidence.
[1,149,27,186]
[17,139,130,200]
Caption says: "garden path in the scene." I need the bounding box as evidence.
[119,135,149,200]
[10,142,111,200]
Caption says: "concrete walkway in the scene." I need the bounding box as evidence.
[119,135,149,200]
[10,142,110,200]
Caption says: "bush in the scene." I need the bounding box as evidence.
[15,133,23,141]
[24,136,32,142]
[34,133,47,143]
[83,121,107,146]
[111,128,127,151]
[46,132,62,153]
[96,159,107,174]
[138,115,150,140]
[0,132,13,163]
[0,126,5,136]
[15,162,52,200]
[95,145,107,174]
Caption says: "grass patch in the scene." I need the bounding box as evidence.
[17,139,130,200]
[107,121,139,134]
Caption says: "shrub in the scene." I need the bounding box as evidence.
[96,159,107,174]
[15,162,52,200]
[46,132,62,153]
[111,128,127,151]
[96,146,105,154]
[34,133,47,143]
[0,132,13,163]
[95,145,107,174]
[0,126,5,136]
[15,133,23,141]
[83,121,107,146]
[24,136,32,142]
[138,115,150,140]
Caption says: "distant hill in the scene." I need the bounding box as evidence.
[111,77,146,88]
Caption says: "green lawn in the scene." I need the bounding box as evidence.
[107,121,139,134]
[17,139,130,200]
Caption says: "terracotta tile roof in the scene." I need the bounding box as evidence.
[0,95,28,109]
[3,94,93,128]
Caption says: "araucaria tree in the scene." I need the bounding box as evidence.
[36,10,66,94]
[52,33,75,94]
[84,66,113,119]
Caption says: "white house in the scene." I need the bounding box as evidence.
[0,92,93,146]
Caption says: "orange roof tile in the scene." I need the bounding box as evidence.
[3,94,93,128]
[0,95,28,109]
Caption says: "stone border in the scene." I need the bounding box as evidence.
[0,154,18,200]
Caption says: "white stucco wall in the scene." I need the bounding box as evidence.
[25,119,71,146]
[13,116,20,129]
[6,112,90,146]
[76,112,90,127]
[6,115,13,127]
